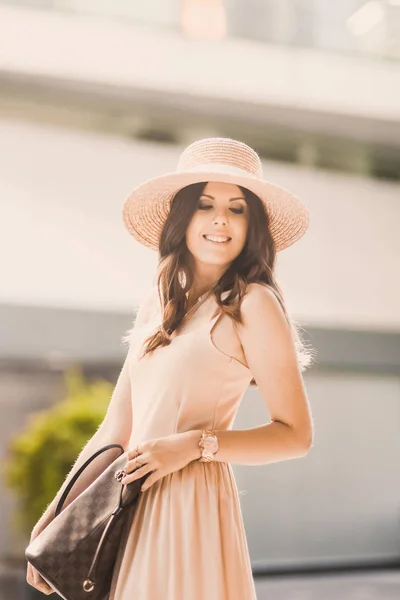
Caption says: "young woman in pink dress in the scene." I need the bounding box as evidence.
[28,137,314,599]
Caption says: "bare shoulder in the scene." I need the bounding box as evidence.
[240,282,285,322]
[233,282,291,351]
[243,281,277,301]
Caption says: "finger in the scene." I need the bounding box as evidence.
[141,472,160,492]
[27,562,40,588]
[40,585,54,595]
[124,453,148,474]
[33,569,42,588]
[27,562,34,584]
[40,587,54,595]
[121,464,153,485]
[124,460,143,474]
[44,588,55,595]
[127,445,143,460]
[33,576,52,594]
[39,579,54,594]
[32,567,53,594]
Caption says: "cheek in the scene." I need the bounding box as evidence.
[232,219,248,244]
[186,214,204,242]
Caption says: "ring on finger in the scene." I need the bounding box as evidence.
[128,446,140,461]
[124,454,143,477]
[134,455,143,467]
[122,458,143,483]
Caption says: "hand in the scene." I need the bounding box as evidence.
[27,526,56,595]
[121,430,202,492]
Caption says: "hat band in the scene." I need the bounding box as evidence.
[179,162,259,179]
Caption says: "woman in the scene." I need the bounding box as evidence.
[28,137,314,599]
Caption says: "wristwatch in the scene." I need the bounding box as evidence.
[198,429,219,462]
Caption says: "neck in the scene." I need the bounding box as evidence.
[187,278,221,303]
[188,262,228,301]
[186,284,215,312]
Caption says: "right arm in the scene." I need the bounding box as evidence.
[33,352,133,533]
[27,349,134,595]
[32,286,158,534]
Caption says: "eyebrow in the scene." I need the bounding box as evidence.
[200,193,246,202]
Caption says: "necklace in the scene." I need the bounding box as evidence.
[184,287,215,319]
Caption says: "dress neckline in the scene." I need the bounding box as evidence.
[149,289,230,334]
[174,293,215,334]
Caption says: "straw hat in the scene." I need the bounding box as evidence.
[122,137,309,252]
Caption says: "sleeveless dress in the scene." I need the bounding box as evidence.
[109,290,258,600]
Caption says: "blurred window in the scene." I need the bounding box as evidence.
[1,0,399,59]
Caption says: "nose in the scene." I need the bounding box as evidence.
[213,211,228,225]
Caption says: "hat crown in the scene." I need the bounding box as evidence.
[177,137,262,178]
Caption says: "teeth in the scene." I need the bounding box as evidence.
[204,235,230,243]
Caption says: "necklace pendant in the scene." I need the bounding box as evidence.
[185,290,211,317]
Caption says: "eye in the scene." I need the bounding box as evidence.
[198,202,244,214]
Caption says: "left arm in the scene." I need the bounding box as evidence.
[122,284,314,491]
[188,283,314,466]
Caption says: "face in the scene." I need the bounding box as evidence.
[185,181,249,283]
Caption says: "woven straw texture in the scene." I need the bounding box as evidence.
[122,137,309,252]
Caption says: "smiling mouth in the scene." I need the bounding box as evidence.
[203,235,232,244]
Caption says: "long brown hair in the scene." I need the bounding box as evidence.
[133,182,315,386]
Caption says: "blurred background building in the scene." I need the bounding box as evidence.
[1,1,400,598]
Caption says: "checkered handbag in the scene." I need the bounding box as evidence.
[25,443,150,600]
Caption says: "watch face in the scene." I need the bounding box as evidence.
[202,434,218,454]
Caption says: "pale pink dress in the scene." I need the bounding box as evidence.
[109,290,258,600]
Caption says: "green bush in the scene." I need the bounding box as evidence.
[3,366,113,536]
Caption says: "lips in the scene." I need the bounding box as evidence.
[203,235,232,243]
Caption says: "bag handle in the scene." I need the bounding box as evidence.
[54,443,125,517]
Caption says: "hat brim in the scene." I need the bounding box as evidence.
[122,170,309,252]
